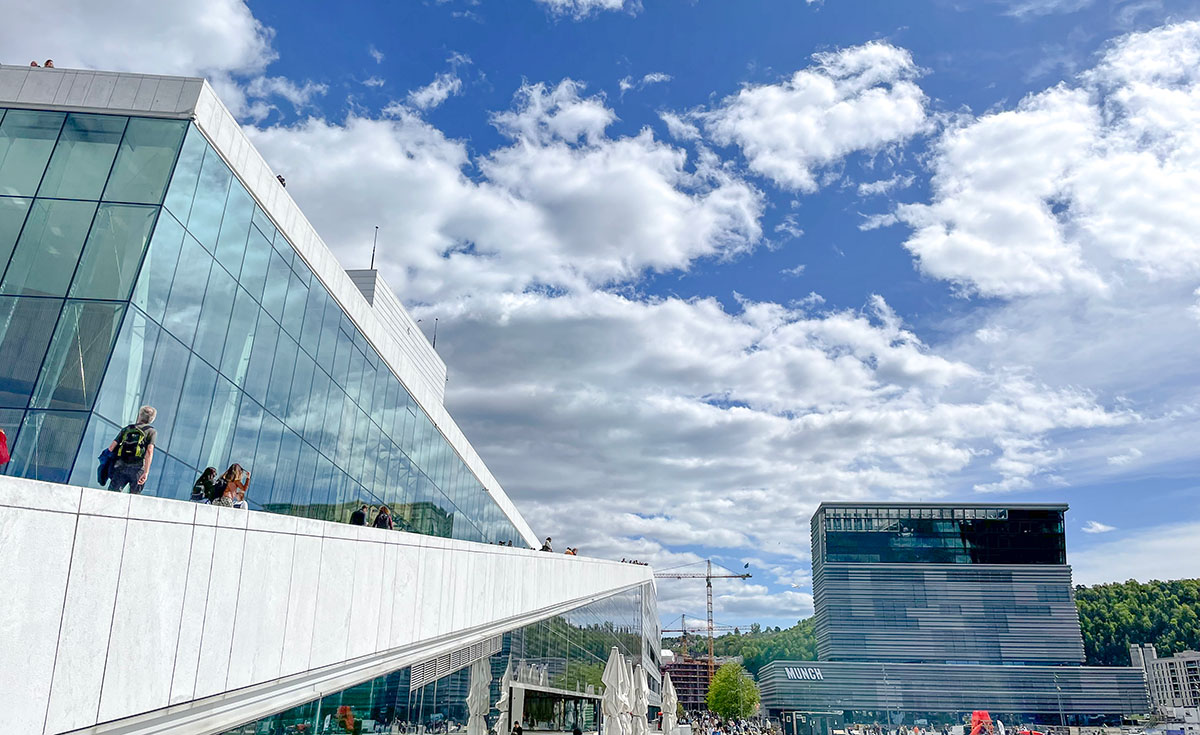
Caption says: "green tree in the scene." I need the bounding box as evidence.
[706,662,760,719]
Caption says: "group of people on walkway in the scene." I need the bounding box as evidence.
[100,405,252,509]
[350,503,396,529]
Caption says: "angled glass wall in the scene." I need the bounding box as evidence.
[218,584,656,734]
[0,108,522,545]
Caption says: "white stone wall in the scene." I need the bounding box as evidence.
[0,477,652,735]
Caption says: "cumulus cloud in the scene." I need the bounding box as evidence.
[1081,520,1116,533]
[702,42,928,192]
[898,21,1200,298]
[858,174,914,196]
[1107,447,1143,466]
[1072,521,1200,585]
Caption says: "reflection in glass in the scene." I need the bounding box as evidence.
[0,296,61,408]
[162,124,207,222]
[160,233,211,347]
[6,409,87,482]
[186,144,232,252]
[30,300,125,411]
[141,331,190,453]
[0,199,97,297]
[0,196,33,271]
[191,261,237,363]
[171,355,218,469]
[219,286,259,387]
[69,203,158,300]
[38,113,126,200]
[68,411,121,488]
[103,117,187,205]
[131,210,184,322]
[214,181,253,279]
[0,109,65,196]
[93,306,159,427]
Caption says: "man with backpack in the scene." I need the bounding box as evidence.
[106,406,157,494]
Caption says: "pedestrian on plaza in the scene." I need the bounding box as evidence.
[512,721,523,735]
[212,463,250,508]
[350,504,368,525]
[190,467,219,503]
[540,537,553,552]
[373,504,394,530]
[107,406,157,493]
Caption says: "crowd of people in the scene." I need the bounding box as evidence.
[687,711,778,735]
[850,725,951,735]
[621,558,650,566]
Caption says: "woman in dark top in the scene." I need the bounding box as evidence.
[373,504,394,530]
[190,467,219,502]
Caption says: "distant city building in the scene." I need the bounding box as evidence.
[662,657,710,711]
[1132,644,1200,733]
[759,502,1150,735]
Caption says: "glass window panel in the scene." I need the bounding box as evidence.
[0,296,61,408]
[297,280,325,357]
[30,299,125,411]
[248,410,283,509]
[261,249,290,321]
[302,367,329,447]
[292,441,319,516]
[244,313,277,405]
[0,196,33,273]
[219,286,259,387]
[67,411,121,488]
[229,396,263,474]
[344,345,363,405]
[286,349,315,435]
[130,210,183,323]
[186,144,231,253]
[147,450,195,502]
[94,306,160,426]
[319,385,344,458]
[4,409,87,483]
[332,329,352,389]
[68,203,158,300]
[192,261,237,363]
[251,205,273,240]
[200,373,240,473]
[0,110,65,196]
[214,180,253,279]
[162,124,207,222]
[315,294,340,371]
[170,355,218,469]
[103,117,187,204]
[160,233,212,347]
[141,331,190,453]
[349,408,370,482]
[337,391,357,464]
[0,408,24,454]
[265,331,297,419]
[239,223,271,302]
[269,428,303,513]
[309,453,336,520]
[38,113,126,200]
[281,268,307,337]
[0,199,97,297]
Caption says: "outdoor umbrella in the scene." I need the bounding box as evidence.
[631,663,649,735]
[602,647,626,735]
[496,660,513,735]
[618,656,635,735]
[661,673,678,735]
[467,658,492,735]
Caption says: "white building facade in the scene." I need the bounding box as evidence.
[0,64,659,735]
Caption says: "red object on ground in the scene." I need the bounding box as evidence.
[0,428,10,464]
[970,712,994,735]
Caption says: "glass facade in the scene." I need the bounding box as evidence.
[0,107,523,545]
[218,585,657,734]
[819,506,1066,565]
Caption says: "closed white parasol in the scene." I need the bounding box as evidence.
[661,673,678,735]
[467,658,492,735]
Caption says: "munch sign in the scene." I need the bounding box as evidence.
[784,667,824,681]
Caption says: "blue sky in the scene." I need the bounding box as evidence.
[10,0,1200,629]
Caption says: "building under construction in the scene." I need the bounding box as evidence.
[662,653,710,711]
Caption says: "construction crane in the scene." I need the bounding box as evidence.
[662,613,736,660]
[655,560,751,680]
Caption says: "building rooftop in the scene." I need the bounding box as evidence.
[815,500,1069,512]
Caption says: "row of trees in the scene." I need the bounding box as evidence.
[664,619,818,676]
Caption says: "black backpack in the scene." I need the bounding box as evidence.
[115,424,152,462]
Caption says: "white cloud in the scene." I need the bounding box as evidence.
[1001,0,1093,17]
[780,264,806,277]
[702,42,929,192]
[363,76,386,88]
[368,44,385,64]
[0,0,275,78]
[407,70,464,110]
[660,111,701,141]
[775,214,805,240]
[244,76,327,113]
[857,174,914,196]
[1081,520,1116,534]
[536,0,636,18]
[619,72,669,96]
[1107,447,1143,466]
[898,21,1200,298]
[1072,521,1200,585]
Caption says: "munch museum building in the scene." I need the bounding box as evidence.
[759,503,1149,735]
[0,64,659,735]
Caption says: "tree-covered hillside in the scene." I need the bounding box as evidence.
[1076,578,1200,665]
[663,579,1200,673]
